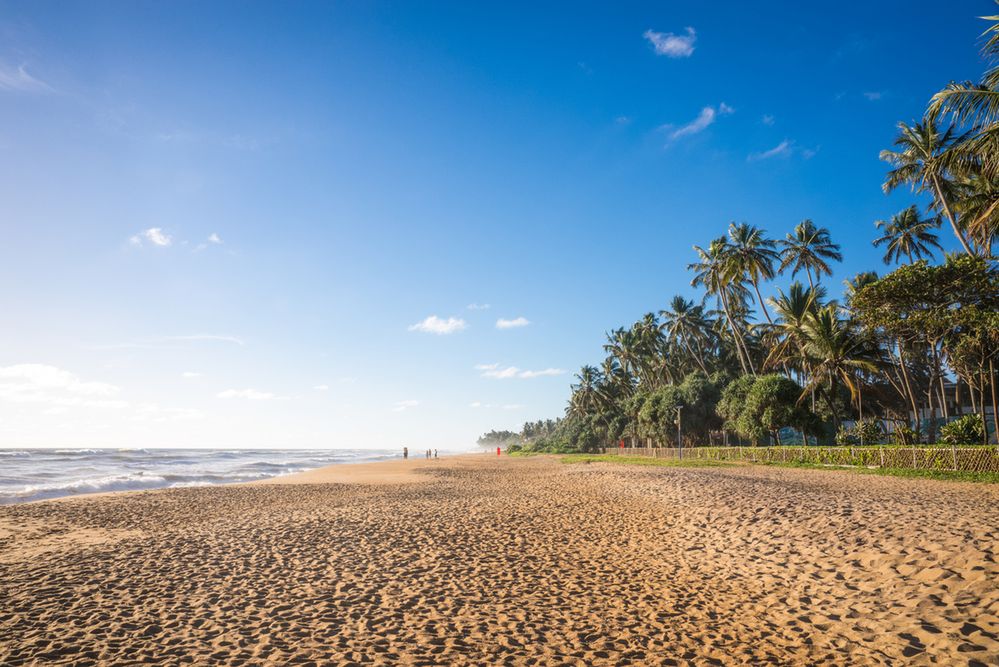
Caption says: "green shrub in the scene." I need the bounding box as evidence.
[890,425,917,445]
[940,414,986,445]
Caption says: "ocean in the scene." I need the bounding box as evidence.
[0,448,401,504]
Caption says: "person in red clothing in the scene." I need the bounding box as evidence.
[496,446,501,456]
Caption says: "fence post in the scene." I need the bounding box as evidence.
[951,445,958,471]
[879,447,885,469]
[911,446,917,469]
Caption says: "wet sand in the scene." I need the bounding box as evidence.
[1,455,997,665]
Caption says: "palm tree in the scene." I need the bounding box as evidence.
[659,296,713,374]
[843,272,879,309]
[569,365,605,419]
[953,171,999,254]
[689,237,755,374]
[801,305,881,430]
[728,222,779,324]
[765,281,823,376]
[778,220,843,289]
[880,119,975,254]
[873,206,943,264]
[928,5,999,155]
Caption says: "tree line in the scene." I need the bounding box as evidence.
[485,6,999,453]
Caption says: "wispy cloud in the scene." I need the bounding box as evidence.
[467,303,491,311]
[393,399,419,412]
[747,140,818,162]
[643,27,696,58]
[476,364,565,380]
[217,388,287,400]
[496,317,530,329]
[165,334,244,346]
[408,315,467,335]
[748,139,793,162]
[863,91,883,101]
[0,62,53,94]
[129,227,172,247]
[181,371,202,378]
[762,114,775,126]
[664,103,733,141]
[313,384,329,391]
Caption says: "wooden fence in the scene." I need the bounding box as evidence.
[601,445,999,473]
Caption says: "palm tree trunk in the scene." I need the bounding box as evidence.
[752,280,774,325]
[931,174,975,255]
[719,290,752,375]
[681,331,709,374]
[990,358,998,444]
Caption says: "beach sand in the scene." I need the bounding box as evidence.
[1,454,997,665]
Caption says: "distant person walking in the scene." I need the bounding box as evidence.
[403,447,408,460]
[434,449,438,459]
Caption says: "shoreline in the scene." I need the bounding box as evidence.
[12,451,483,506]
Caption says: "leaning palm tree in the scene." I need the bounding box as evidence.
[688,237,755,374]
[728,222,779,324]
[873,206,943,264]
[778,220,843,289]
[880,119,975,254]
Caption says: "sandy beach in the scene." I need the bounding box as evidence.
[1,454,997,665]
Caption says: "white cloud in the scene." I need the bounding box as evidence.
[467,303,491,310]
[469,401,484,408]
[615,115,632,125]
[762,114,775,126]
[408,315,467,335]
[129,227,172,247]
[0,63,53,93]
[0,364,126,408]
[477,364,566,380]
[644,27,696,58]
[313,384,329,391]
[496,317,530,329]
[502,404,526,410]
[181,371,202,378]
[393,399,420,412]
[863,91,883,101]
[217,388,286,400]
[666,103,733,141]
[518,368,566,379]
[748,139,793,162]
[208,233,223,244]
[166,334,244,345]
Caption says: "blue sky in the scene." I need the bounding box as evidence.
[0,1,990,449]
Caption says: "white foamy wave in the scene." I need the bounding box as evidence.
[0,448,402,504]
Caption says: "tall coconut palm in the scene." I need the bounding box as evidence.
[880,119,975,254]
[778,220,843,289]
[873,206,943,264]
[728,222,779,324]
[689,237,755,375]
[603,328,640,387]
[953,171,999,253]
